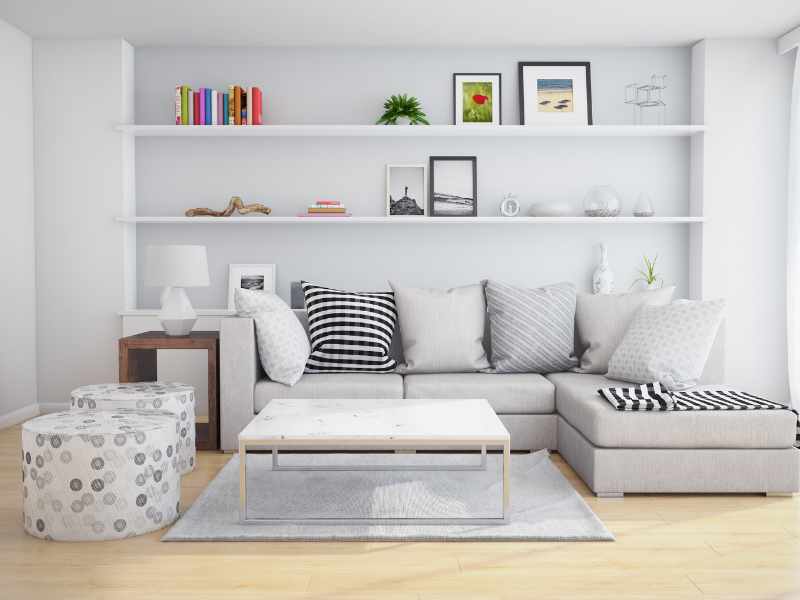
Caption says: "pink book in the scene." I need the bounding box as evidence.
[315,200,341,205]
[198,88,206,125]
[217,92,223,124]
[297,213,352,217]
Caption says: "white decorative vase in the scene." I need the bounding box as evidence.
[646,281,660,290]
[592,244,614,294]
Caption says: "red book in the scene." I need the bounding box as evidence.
[315,200,340,205]
[234,87,241,125]
[252,87,263,125]
[193,91,201,125]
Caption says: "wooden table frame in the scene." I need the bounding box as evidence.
[238,438,511,525]
[119,331,220,450]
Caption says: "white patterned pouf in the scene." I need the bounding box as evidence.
[22,410,181,541]
[70,383,195,474]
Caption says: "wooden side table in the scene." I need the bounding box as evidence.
[119,331,220,451]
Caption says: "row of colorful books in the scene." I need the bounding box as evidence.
[174,85,263,125]
[298,200,351,217]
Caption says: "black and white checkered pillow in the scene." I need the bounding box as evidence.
[302,282,397,373]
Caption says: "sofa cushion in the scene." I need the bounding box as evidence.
[390,282,490,373]
[547,372,797,449]
[404,373,555,414]
[573,286,674,374]
[485,280,578,373]
[254,373,404,413]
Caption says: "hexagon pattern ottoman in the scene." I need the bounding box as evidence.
[71,383,196,474]
[22,410,181,541]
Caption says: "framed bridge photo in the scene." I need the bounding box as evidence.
[429,156,477,217]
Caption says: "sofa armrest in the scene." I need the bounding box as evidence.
[220,317,259,451]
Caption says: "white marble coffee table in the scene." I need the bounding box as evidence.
[238,398,511,525]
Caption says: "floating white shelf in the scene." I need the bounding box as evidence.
[119,308,236,317]
[115,124,707,138]
[116,216,705,225]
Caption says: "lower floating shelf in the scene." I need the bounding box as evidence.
[116,216,705,225]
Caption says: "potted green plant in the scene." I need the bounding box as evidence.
[376,94,430,125]
[633,255,662,290]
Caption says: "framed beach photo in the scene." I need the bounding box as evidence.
[453,73,501,125]
[227,263,276,309]
[386,164,427,216]
[429,156,477,217]
[518,62,592,126]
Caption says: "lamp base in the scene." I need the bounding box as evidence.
[159,317,197,336]
[158,286,198,336]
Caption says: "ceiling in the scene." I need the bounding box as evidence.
[1,0,798,47]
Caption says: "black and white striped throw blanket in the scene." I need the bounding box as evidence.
[598,382,800,448]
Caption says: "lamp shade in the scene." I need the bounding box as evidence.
[145,245,210,288]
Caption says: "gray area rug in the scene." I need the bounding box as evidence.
[163,450,613,541]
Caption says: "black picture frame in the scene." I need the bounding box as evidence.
[452,73,502,125]
[429,156,478,217]
[518,61,593,125]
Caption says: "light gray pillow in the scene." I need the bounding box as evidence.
[606,299,726,390]
[234,288,310,386]
[574,286,675,374]
[390,282,489,374]
[485,280,578,373]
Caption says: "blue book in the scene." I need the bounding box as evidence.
[204,88,212,125]
[222,93,229,125]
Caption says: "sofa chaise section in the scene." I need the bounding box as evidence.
[548,372,800,495]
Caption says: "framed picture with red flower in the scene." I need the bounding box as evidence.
[453,73,501,126]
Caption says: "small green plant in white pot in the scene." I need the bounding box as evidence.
[376,94,430,125]
[633,255,663,290]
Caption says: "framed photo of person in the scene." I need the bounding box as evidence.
[518,62,592,126]
[453,73,502,125]
[386,164,427,216]
[429,156,477,217]
[227,263,276,309]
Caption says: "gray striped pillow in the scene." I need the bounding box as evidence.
[485,280,578,373]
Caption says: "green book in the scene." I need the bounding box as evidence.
[180,86,190,125]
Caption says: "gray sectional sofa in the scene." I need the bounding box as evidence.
[220,310,800,496]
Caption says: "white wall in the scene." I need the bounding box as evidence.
[134,46,693,308]
[0,19,37,422]
[34,39,134,408]
[692,40,793,400]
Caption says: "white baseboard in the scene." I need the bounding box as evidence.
[38,402,69,414]
[0,404,40,430]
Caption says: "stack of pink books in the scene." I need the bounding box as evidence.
[298,200,351,217]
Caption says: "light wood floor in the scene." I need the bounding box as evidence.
[1,423,799,600]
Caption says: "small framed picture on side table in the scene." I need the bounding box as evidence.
[227,264,276,309]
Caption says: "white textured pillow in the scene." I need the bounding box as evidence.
[234,288,310,386]
[606,299,725,390]
[574,286,675,374]
[390,282,489,374]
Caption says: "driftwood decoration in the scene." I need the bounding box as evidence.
[185,196,272,217]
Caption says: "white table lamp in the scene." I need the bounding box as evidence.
[145,245,210,336]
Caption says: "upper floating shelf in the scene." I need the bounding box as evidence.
[116,216,706,225]
[115,124,707,138]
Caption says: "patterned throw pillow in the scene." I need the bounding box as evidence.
[234,288,310,386]
[606,299,726,390]
[485,280,578,373]
[301,282,397,373]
